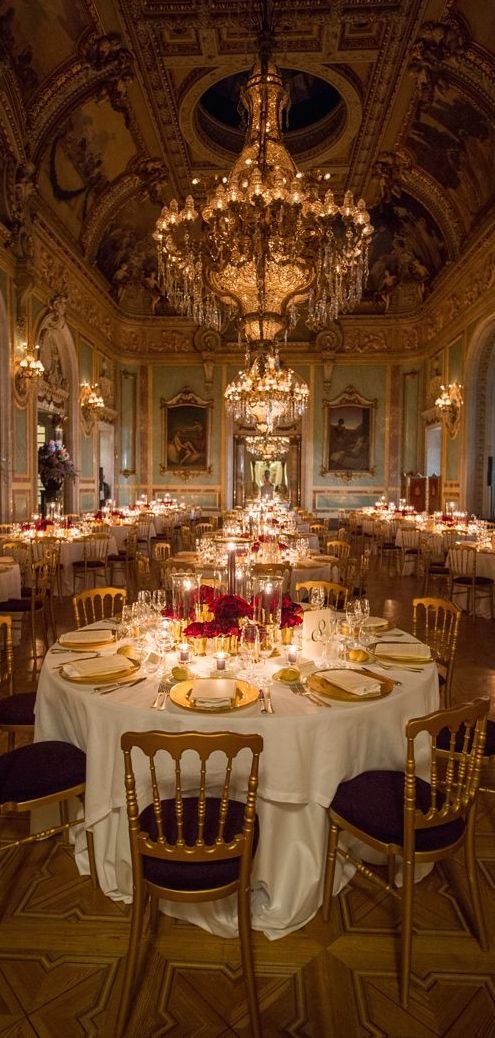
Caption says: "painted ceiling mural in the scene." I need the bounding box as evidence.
[0,0,494,329]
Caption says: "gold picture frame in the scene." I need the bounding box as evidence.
[321,385,377,478]
[160,387,212,476]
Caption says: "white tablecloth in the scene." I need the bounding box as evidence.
[35,626,439,939]
[0,561,21,601]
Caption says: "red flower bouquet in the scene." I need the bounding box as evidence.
[280,594,303,629]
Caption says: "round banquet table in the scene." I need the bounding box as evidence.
[34,626,439,940]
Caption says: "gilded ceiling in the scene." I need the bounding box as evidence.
[1,0,495,327]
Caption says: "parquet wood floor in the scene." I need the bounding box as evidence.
[1,565,494,1037]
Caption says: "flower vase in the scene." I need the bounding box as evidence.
[190,637,207,656]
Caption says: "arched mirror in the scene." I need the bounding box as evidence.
[233,426,301,507]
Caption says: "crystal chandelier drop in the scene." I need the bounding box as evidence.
[245,434,290,461]
[153,26,372,342]
[224,345,308,433]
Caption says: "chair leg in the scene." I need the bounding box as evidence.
[115,879,147,1038]
[86,826,98,889]
[399,854,415,1008]
[60,800,70,845]
[322,818,340,922]
[464,806,488,951]
[237,882,261,1038]
[149,891,160,933]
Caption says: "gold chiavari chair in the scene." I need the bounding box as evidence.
[448,544,495,621]
[135,552,153,592]
[412,596,462,709]
[325,539,351,561]
[115,730,263,1038]
[0,558,51,665]
[0,738,97,886]
[109,526,138,589]
[418,532,449,596]
[0,615,36,750]
[73,586,127,629]
[398,527,420,576]
[73,533,110,592]
[295,579,349,610]
[322,698,489,1008]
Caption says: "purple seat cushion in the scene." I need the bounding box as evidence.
[139,797,259,891]
[0,692,36,726]
[436,719,495,757]
[0,599,42,612]
[331,770,465,851]
[0,741,86,803]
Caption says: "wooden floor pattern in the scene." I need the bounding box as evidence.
[1,566,495,1037]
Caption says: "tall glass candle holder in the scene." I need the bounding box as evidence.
[171,571,200,624]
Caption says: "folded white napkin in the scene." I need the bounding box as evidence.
[363,616,388,629]
[60,630,114,646]
[63,655,135,679]
[312,669,382,697]
[375,642,431,660]
[190,678,236,709]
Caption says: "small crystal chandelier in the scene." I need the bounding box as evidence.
[153,13,372,342]
[225,345,308,432]
[245,434,290,461]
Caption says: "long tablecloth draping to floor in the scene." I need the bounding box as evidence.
[35,623,439,939]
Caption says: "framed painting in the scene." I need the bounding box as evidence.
[160,387,212,475]
[321,386,376,478]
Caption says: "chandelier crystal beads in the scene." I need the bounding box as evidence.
[224,345,308,432]
[245,434,290,461]
[154,48,372,342]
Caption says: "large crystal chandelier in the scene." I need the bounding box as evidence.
[225,345,308,433]
[153,22,372,342]
[245,433,290,461]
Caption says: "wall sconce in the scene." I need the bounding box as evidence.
[15,342,44,396]
[434,381,463,438]
[80,382,105,429]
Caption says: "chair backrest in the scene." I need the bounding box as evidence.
[121,730,263,875]
[195,523,213,537]
[325,540,351,559]
[400,527,419,549]
[449,544,477,577]
[30,536,62,563]
[404,699,488,851]
[0,616,13,693]
[412,596,461,666]
[30,559,51,601]
[82,534,110,562]
[73,586,127,628]
[152,541,171,563]
[295,579,349,609]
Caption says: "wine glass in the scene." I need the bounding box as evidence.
[239,621,260,679]
[310,586,325,609]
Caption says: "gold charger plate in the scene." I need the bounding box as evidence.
[60,656,140,684]
[362,617,391,632]
[59,633,115,651]
[306,667,393,701]
[373,648,432,663]
[170,679,258,713]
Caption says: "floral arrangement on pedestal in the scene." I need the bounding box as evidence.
[183,592,253,642]
[38,441,76,501]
